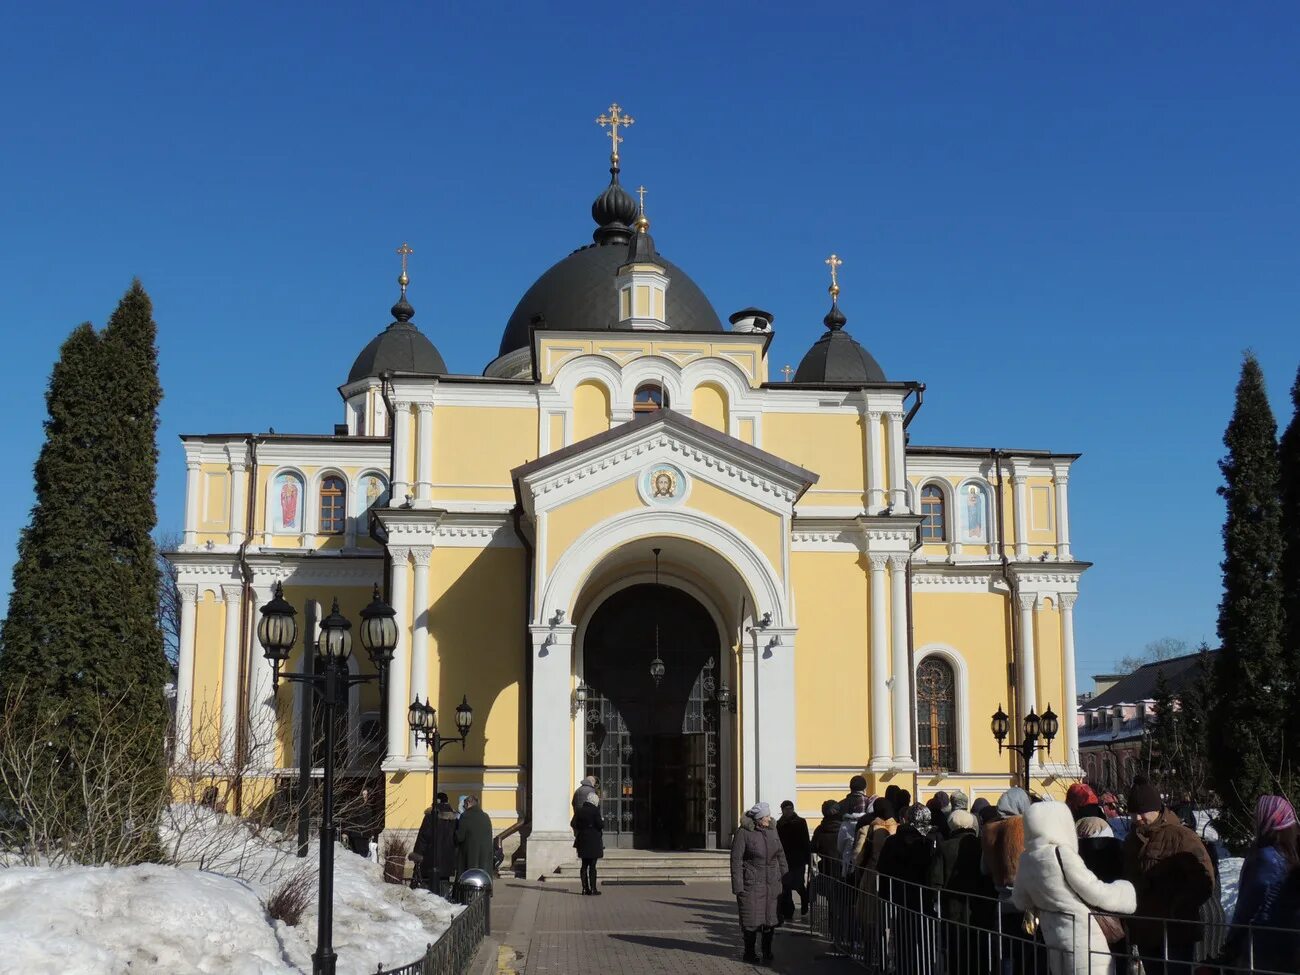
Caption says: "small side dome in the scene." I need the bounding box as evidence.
[348,294,447,382]
[792,301,886,383]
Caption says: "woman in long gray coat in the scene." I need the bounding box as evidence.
[731,802,788,964]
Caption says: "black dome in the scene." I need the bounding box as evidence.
[496,241,723,360]
[793,303,886,384]
[349,297,447,382]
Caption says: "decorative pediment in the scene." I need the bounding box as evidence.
[513,409,817,518]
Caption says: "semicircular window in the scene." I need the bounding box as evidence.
[634,382,668,413]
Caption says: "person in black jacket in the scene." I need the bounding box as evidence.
[570,792,604,895]
[410,792,458,895]
[1075,815,1124,882]
[775,800,811,921]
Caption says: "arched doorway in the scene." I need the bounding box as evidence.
[581,583,724,849]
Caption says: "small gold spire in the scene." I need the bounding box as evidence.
[634,184,650,232]
[781,364,794,382]
[825,253,843,299]
[396,242,413,294]
[596,102,635,164]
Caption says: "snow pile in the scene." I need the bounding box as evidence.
[0,807,460,974]
[1220,856,1244,918]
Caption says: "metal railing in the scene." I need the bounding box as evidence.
[809,854,1298,975]
[373,890,488,975]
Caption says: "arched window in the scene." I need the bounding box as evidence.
[920,485,946,541]
[916,656,957,772]
[633,382,668,413]
[319,476,346,535]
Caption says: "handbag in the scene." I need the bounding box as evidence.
[1022,907,1040,936]
[1055,848,1126,946]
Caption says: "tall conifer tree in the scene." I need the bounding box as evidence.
[1212,354,1286,836]
[1280,366,1300,753]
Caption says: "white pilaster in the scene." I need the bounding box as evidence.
[385,546,412,763]
[1012,467,1029,560]
[408,546,432,754]
[865,411,885,513]
[1017,592,1038,768]
[219,584,243,763]
[756,627,798,807]
[887,412,908,511]
[183,460,201,546]
[226,458,247,547]
[174,585,198,761]
[528,623,577,877]
[868,554,892,769]
[1053,465,1072,561]
[415,403,434,508]
[391,401,412,505]
[740,629,758,814]
[1059,593,1081,769]
[248,584,279,768]
[889,556,915,769]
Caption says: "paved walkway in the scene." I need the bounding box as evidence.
[474,879,863,975]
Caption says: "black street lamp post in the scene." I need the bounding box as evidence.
[258,583,398,975]
[990,702,1060,787]
[408,693,474,895]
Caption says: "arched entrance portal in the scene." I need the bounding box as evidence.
[581,583,725,849]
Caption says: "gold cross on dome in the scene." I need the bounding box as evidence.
[596,103,635,160]
[637,185,647,214]
[396,242,413,292]
[825,253,843,298]
[781,364,794,382]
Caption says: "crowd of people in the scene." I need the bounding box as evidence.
[731,774,1300,974]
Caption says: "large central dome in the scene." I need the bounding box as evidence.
[494,167,723,364]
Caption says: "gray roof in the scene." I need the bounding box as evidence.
[1082,651,1218,710]
[793,324,887,384]
[349,320,447,383]
[497,240,723,360]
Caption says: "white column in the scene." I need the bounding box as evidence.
[219,584,243,763]
[1017,592,1039,768]
[227,459,247,547]
[385,547,412,763]
[415,403,434,507]
[868,554,892,768]
[887,412,908,511]
[865,411,885,513]
[408,546,432,755]
[391,401,412,505]
[1053,465,1072,561]
[174,585,198,761]
[528,623,577,877]
[1011,468,1029,560]
[1059,593,1081,769]
[755,627,798,808]
[183,460,201,546]
[740,629,758,814]
[889,556,915,768]
[247,583,280,768]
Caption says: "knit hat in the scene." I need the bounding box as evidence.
[1127,782,1162,815]
[948,809,977,832]
[748,802,771,820]
[1256,795,1298,840]
[949,790,969,811]
[1066,783,1098,812]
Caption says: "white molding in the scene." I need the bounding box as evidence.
[915,644,973,775]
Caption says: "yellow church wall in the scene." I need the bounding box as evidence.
[543,478,643,576]
[431,406,537,501]
[572,380,611,443]
[1033,600,1067,725]
[535,334,767,388]
[548,413,565,450]
[1026,476,1057,552]
[738,417,755,445]
[790,551,869,768]
[691,382,728,434]
[686,480,784,573]
[765,412,866,508]
[191,593,226,760]
[201,466,229,531]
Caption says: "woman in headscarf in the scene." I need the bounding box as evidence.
[1220,795,1300,970]
[1012,802,1136,975]
[570,791,604,895]
[1075,816,1123,883]
[731,801,788,964]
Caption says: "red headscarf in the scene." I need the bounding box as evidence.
[1066,783,1098,812]
[1256,795,1298,840]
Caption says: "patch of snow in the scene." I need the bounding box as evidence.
[0,807,459,974]
[1220,856,1244,919]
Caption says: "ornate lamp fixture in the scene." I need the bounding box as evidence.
[990,700,1060,786]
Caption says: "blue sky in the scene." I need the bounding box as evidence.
[1,3,1297,684]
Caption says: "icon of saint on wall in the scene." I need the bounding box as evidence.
[964,484,987,542]
[652,470,676,498]
[275,474,302,532]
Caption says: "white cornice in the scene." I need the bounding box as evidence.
[375,508,519,549]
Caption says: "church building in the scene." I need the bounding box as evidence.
[168,106,1087,875]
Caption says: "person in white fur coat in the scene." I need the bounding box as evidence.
[1012,801,1137,975]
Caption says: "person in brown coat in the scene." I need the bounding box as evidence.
[731,802,788,964]
[1121,782,1214,975]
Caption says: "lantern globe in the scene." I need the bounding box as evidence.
[256,582,298,662]
[407,698,424,734]
[1041,704,1060,741]
[649,655,666,685]
[1024,708,1041,740]
[318,598,353,661]
[455,695,473,737]
[990,704,1009,742]
[359,585,398,669]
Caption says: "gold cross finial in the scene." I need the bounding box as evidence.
[825,253,843,299]
[781,364,794,382]
[637,185,647,214]
[396,242,414,294]
[596,103,635,163]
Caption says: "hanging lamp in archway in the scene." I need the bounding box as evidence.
[649,547,666,686]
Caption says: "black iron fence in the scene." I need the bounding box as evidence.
[810,854,1296,975]
[373,889,488,975]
